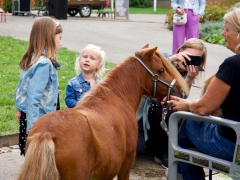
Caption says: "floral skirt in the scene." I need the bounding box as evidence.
[18,95,60,156]
[19,112,27,156]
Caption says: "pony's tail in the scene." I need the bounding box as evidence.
[18,132,60,180]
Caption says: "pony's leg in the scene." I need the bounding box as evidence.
[56,154,93,179]
[117,152,136,180]
[55,138,93,180]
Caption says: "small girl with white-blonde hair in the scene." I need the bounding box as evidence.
[65,44,107,108]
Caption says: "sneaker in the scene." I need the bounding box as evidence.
[154,153,168,169]
[165,168,168,178]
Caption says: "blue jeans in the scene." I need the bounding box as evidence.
[178,120,236,180]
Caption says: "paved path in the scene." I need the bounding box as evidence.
[0,12,234,180]
[0,146,168,180]
[0,147,231,180]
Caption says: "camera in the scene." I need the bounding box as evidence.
[183,55,204,71]
[184,56,201,66]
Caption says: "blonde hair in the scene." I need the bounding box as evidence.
[20,17,62,70]
[176,38,207,70]
[75,44,108,79]
[224,3,240,54]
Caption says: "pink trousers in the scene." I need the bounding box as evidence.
[172,9,199,54]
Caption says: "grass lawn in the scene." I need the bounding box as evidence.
[129,7,167,14]
[0,36,115,136]
[92,7,167,14]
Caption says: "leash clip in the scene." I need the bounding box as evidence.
[161,106,169,136]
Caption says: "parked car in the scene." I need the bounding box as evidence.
[68,0,109,17]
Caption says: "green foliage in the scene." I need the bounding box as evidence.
[129,7,166,14]
[93,7,167,15]
[0,106,19,135]
[165,8,174,30]
[33,0,42,8]
[0,36,115,135]
[207,0,239,7]
[203,33,225,45]
[129,0,152,8]
[200,5,228,23]
[1,0,12,13]
[200,21,225,45]
[0,36,27,135]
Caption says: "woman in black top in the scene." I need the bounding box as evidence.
[164,3,240,180]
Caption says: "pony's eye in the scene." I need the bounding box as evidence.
[158,68,165,74]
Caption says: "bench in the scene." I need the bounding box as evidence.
[168,112,240,180]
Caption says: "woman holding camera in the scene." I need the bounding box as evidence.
[136,38,207,168]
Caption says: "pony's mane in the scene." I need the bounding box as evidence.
[155,51,189,96]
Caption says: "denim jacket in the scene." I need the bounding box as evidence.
[15,56,59,132]
[171,0,206,16]
[65,73,99,108]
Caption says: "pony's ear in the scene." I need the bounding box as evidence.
[135,46,158,60]
[141,44,149,49]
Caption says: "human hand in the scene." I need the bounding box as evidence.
[15,111,21,119]
[176,8,184,15]
[185,65,199,83]
[198,14,202,20]
[161,96,191,111]
[169,52,192,72]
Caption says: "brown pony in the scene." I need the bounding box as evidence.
[18,45,189,180]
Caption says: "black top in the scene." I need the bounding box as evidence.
[216,54,240,142]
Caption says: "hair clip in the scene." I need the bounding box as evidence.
[55,21,59,27]
[53,19,60,27]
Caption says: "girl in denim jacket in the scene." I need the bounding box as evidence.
[65,44,107,108]
[15,17,63,155]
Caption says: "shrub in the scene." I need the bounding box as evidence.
[164,8,174,30]
[200,5,228,23]
[203,33,225,45]
[1,0,12,13]
[129,0,152,8]
[199,21,225,45]
[33,0,42,8]
[206,0,239,6]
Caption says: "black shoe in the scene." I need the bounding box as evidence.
[154,153,168,169]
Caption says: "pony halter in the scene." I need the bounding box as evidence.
[134,56,176,135]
